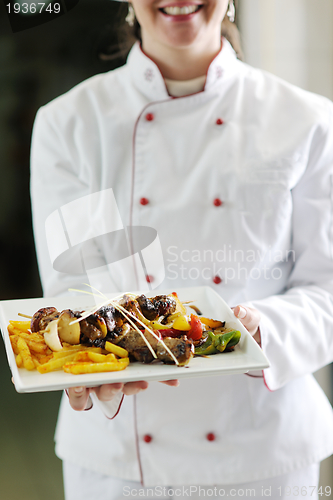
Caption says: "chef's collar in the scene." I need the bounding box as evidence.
[127,37,239,101]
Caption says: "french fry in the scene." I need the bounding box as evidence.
[32,355,41,368]
[13,331,44,343]
[8,324,18,336]
[15,353,23,368]
[9,320,31,332]
[73,351,112,363]
[33,352,53,364]
[73,352,91,362]
[87,352,109,363]
[37,353,81,373]
[10,335,20,355]
[17,337,35,371]
[53,346,103,358]
[105,353,117,362]
[63,358,129,374]
[25,332,44,342]
[105,341,128,358]
[25,340,50,354]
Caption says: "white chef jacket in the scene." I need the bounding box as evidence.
[30,39,333,486]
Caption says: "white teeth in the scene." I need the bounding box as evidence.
[162,5,200,15]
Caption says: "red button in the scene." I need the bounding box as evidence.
[206,432,216,441]
[146,275,154,283]
[140,197,149,206]
[213,198,223,207]
[213,276,222,285]
[145,113,154,121]
[143,434,153,443]
[216,118,224,125]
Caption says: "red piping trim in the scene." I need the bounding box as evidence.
[129,106,154,288]
[133,394,145,486]
[263,370,274,392]
[130,98,172,288]
[84,400,93,411]
[257,327,274,392]
[245,373,264,378]
[256,326,274,392]
[104,394,125,420]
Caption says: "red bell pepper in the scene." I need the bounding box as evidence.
[187,314,203,340]
[158,328,184,338]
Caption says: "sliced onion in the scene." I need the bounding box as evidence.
[43,319,63,352]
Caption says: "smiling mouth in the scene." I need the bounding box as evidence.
[160,4,203,16]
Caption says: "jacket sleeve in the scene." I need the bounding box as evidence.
[30,105,118,297]
[251,103,333,391]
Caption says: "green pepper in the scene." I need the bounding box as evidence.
[214,330,241,353]
[194,330,241,356]
[194,331,219,355]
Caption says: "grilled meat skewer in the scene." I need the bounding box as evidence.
[114,328,194,366]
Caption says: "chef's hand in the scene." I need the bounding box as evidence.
[67,380,179,412]
[232,305,261,345]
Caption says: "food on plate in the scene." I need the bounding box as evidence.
[194,330,241,356]
[7,320,128,374]
[7,291,241,374]
[115,329,194,365]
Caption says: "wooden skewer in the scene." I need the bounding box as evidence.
[68,285,180,365]
[18,313,32,319]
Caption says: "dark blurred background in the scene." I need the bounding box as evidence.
[0,2,128,498]
[0,1,332,499]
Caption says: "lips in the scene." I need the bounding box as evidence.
[159,2,204,18]
[160,4,202,15]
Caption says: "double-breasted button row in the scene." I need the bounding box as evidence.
[140,197,224,207]
[143,433,217,443]
[144,275,222,285]
[144,112,224,126]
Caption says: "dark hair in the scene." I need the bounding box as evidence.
[100,3,243,62]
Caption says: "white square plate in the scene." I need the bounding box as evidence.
[0,286,269,393]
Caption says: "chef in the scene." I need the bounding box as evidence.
[30,0,333,498]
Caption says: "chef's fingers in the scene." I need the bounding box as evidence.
[67,386,92,411]
[92,383,124,402]
[232,305,261,337]
[160,380,180,387]
[122,381,149,396]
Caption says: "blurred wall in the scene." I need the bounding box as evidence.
[0,2,127,499]
[238,0,333,490]
[239,0,333,99]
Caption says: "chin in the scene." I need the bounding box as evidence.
[162,28,202,49]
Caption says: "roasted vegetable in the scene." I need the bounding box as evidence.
[187,314,203,340]
[58,310,81,345]
[195,330,241,355]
